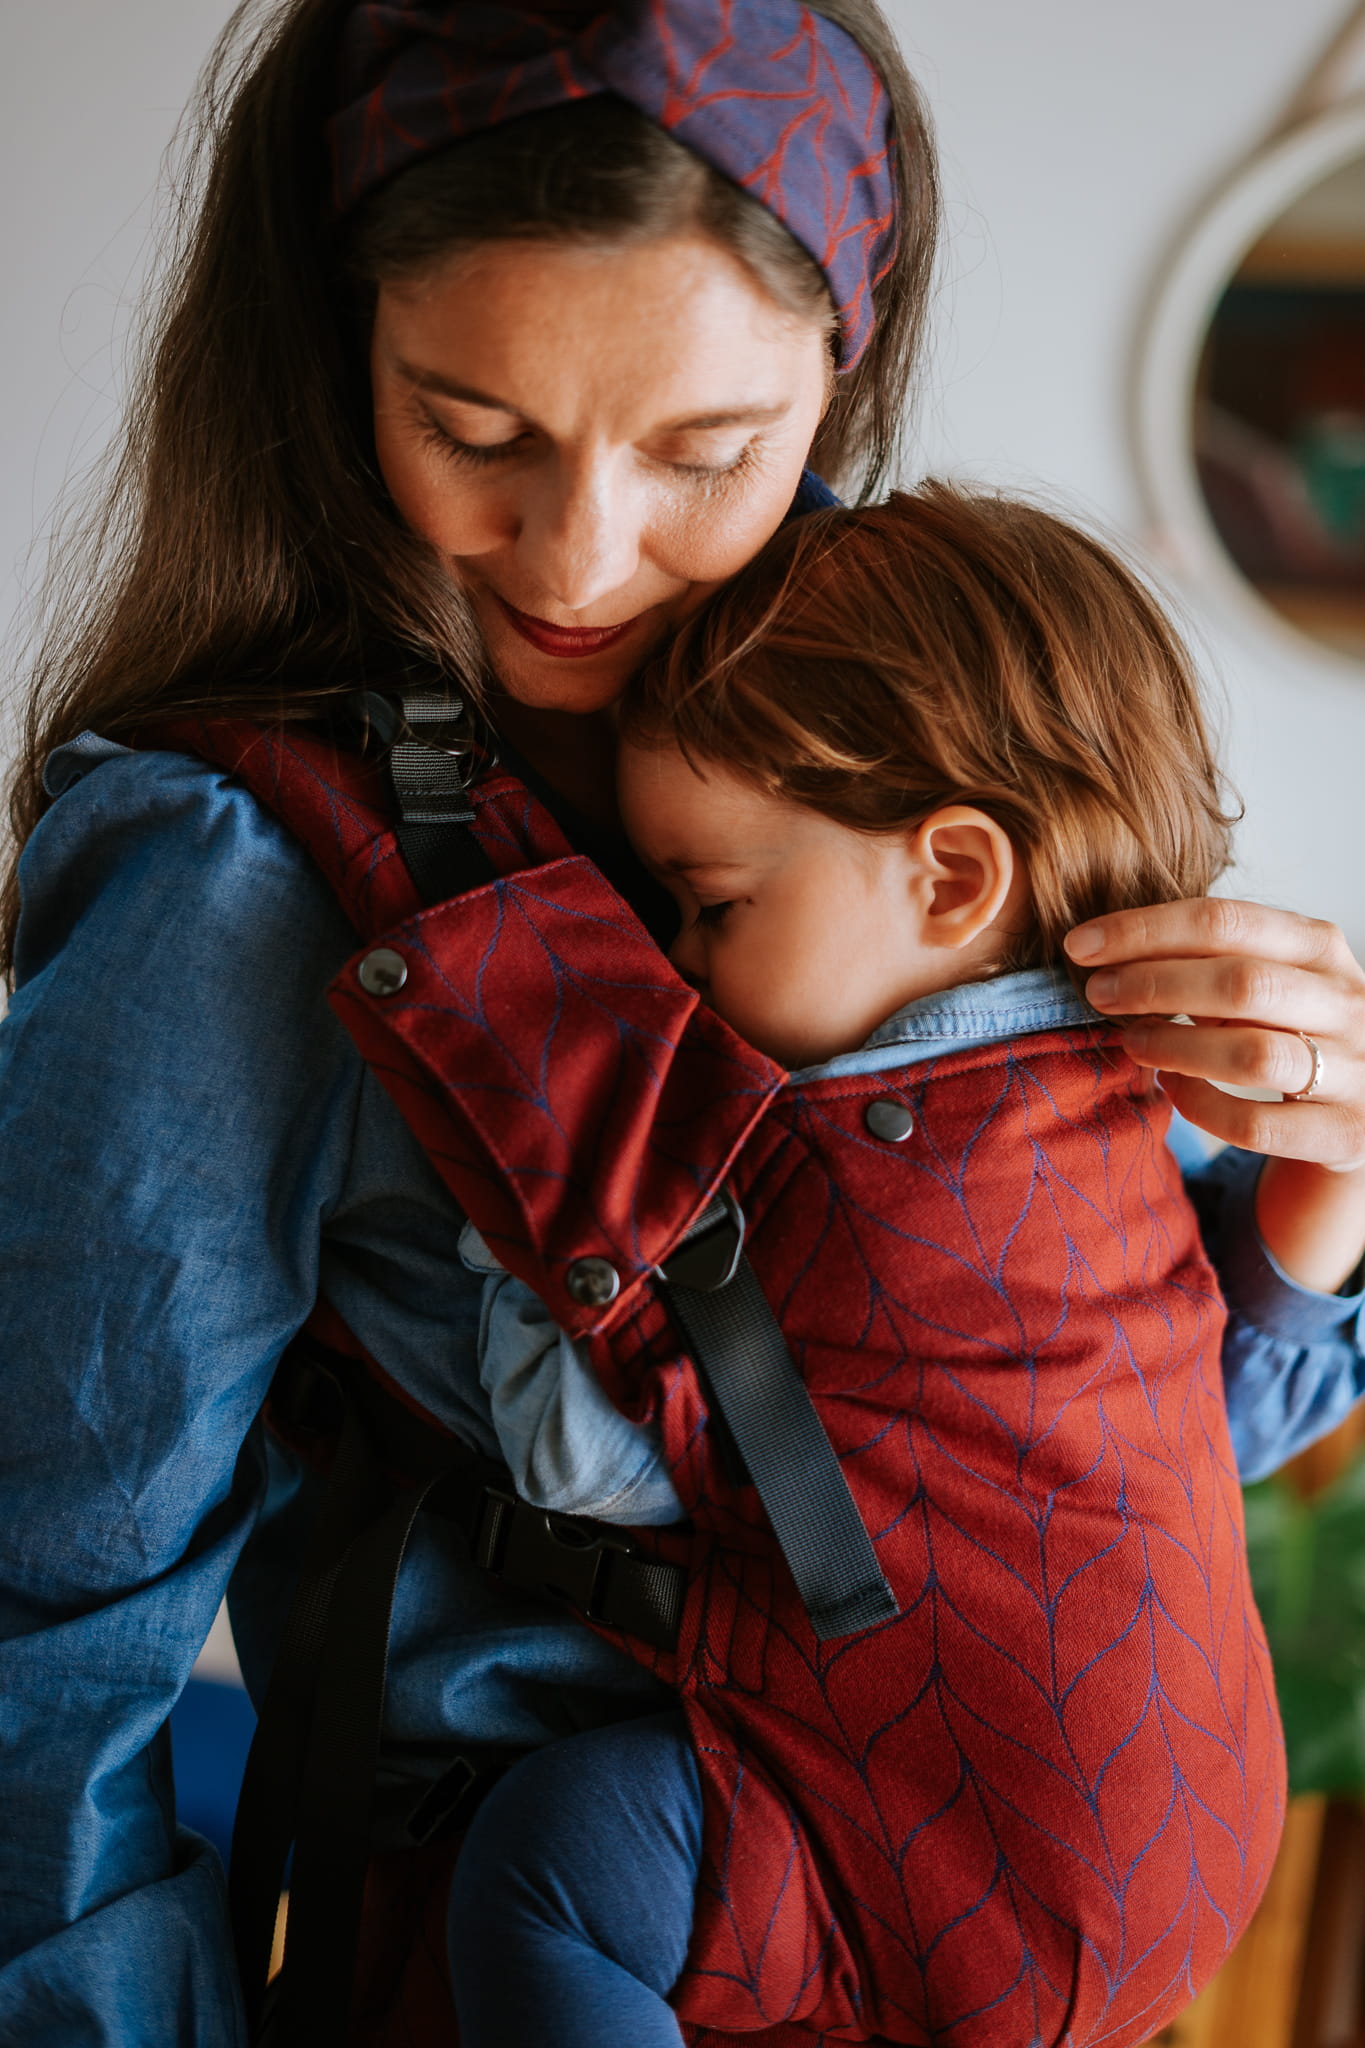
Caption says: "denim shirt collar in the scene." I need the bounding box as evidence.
[866,965,1095,1048]
[793,966,1100,1084]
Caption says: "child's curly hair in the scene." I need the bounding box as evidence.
[622,482,1238,979]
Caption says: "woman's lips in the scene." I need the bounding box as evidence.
[495,596,643,660]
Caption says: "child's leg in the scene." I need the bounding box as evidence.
[446,1709,701,2048]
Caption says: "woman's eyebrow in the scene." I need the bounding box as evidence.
[393,366,786,436]
[657,403,790,432]
[396,362,523,413]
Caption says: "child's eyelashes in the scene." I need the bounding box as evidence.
[695,900,735,929]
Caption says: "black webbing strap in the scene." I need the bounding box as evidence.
[253,1462,687,2046]
[229,1381,385,2036]
[659,1197,899,1643]
[234,1347,509,2044]
[232,1343,687,2044]
[263,1470,444,2048]
[385,689,498,903]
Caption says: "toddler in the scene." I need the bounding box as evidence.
[438,484,1285,2048]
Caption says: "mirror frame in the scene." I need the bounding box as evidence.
[1134,97,1365,679]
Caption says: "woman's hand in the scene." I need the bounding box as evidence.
[1064,899,1365,1293]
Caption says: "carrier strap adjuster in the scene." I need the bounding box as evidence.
[472,1485,683,1651]
[399,1744,527,1848]
[658,1187,746,1292]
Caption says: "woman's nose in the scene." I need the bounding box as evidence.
[519,455,642,614]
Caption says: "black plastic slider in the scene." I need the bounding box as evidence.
[657,1189,746,1292]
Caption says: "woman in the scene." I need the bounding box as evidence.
[0,3,1363,2043]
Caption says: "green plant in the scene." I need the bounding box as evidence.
[1244,1452,1365,1793]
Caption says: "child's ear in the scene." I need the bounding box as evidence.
[908,807,1019,952]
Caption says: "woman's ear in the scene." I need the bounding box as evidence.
[908,806,1021,952]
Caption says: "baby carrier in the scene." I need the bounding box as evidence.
[160,693,1283,2048]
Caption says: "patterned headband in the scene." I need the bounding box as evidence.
[329,1,898,367]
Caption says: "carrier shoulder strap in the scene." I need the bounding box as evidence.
[379,685,897,1645]
[357,686,499,901]
[231,687,894,2045]
[657,1191,898,1642]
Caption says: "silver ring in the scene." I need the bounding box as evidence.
[1287,1031,1325,1102]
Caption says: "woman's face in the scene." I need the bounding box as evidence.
[371,233,831,714]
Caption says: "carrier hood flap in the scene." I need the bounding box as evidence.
[329,854,785,1335]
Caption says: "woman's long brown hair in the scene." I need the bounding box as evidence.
[1,0,940,976]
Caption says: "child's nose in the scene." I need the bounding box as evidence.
[669,923,707,985]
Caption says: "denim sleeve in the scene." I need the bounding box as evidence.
[1172,1118,1365,1482]
[461,1227,684,1525]
[0,745,363,2044]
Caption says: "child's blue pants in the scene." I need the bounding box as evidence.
[446,1709,702,2047]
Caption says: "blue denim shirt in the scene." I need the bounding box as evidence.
[1,738,1362,2045]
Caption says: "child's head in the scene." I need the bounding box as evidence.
[618,483,1235,1069]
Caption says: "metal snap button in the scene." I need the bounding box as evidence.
[864,1098,914,1143]
[357,948,408,997]
[566,1257,621,1308]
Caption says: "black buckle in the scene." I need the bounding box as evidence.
[335,687,499,783]
[404,1755,480,1845]
[400,689,499,783]
[402,1751,524,1846]
[473,1488,633,1625]
[657,1187,746,1292]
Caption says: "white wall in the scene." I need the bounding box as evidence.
[3,0,1364,946]
[0,0,233,718]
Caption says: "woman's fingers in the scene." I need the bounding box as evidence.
[1068,902,1365,1061]
[1065,895,1365,1167]
[1120,1018,1323,1096]
[1066,898,1352,972]
[1157,1071,1365,1168]
[1079,955,1351,1034]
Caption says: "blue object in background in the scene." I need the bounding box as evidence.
[169,1678,256,1867]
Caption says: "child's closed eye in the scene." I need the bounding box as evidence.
[696,900,735,929]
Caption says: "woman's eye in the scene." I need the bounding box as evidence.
[419,416,528,468]
[658,442,756,481]
[696,900,735,929]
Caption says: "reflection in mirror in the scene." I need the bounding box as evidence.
[1195,155,1365,658]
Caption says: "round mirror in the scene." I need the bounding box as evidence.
[1137,100,1365,673]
